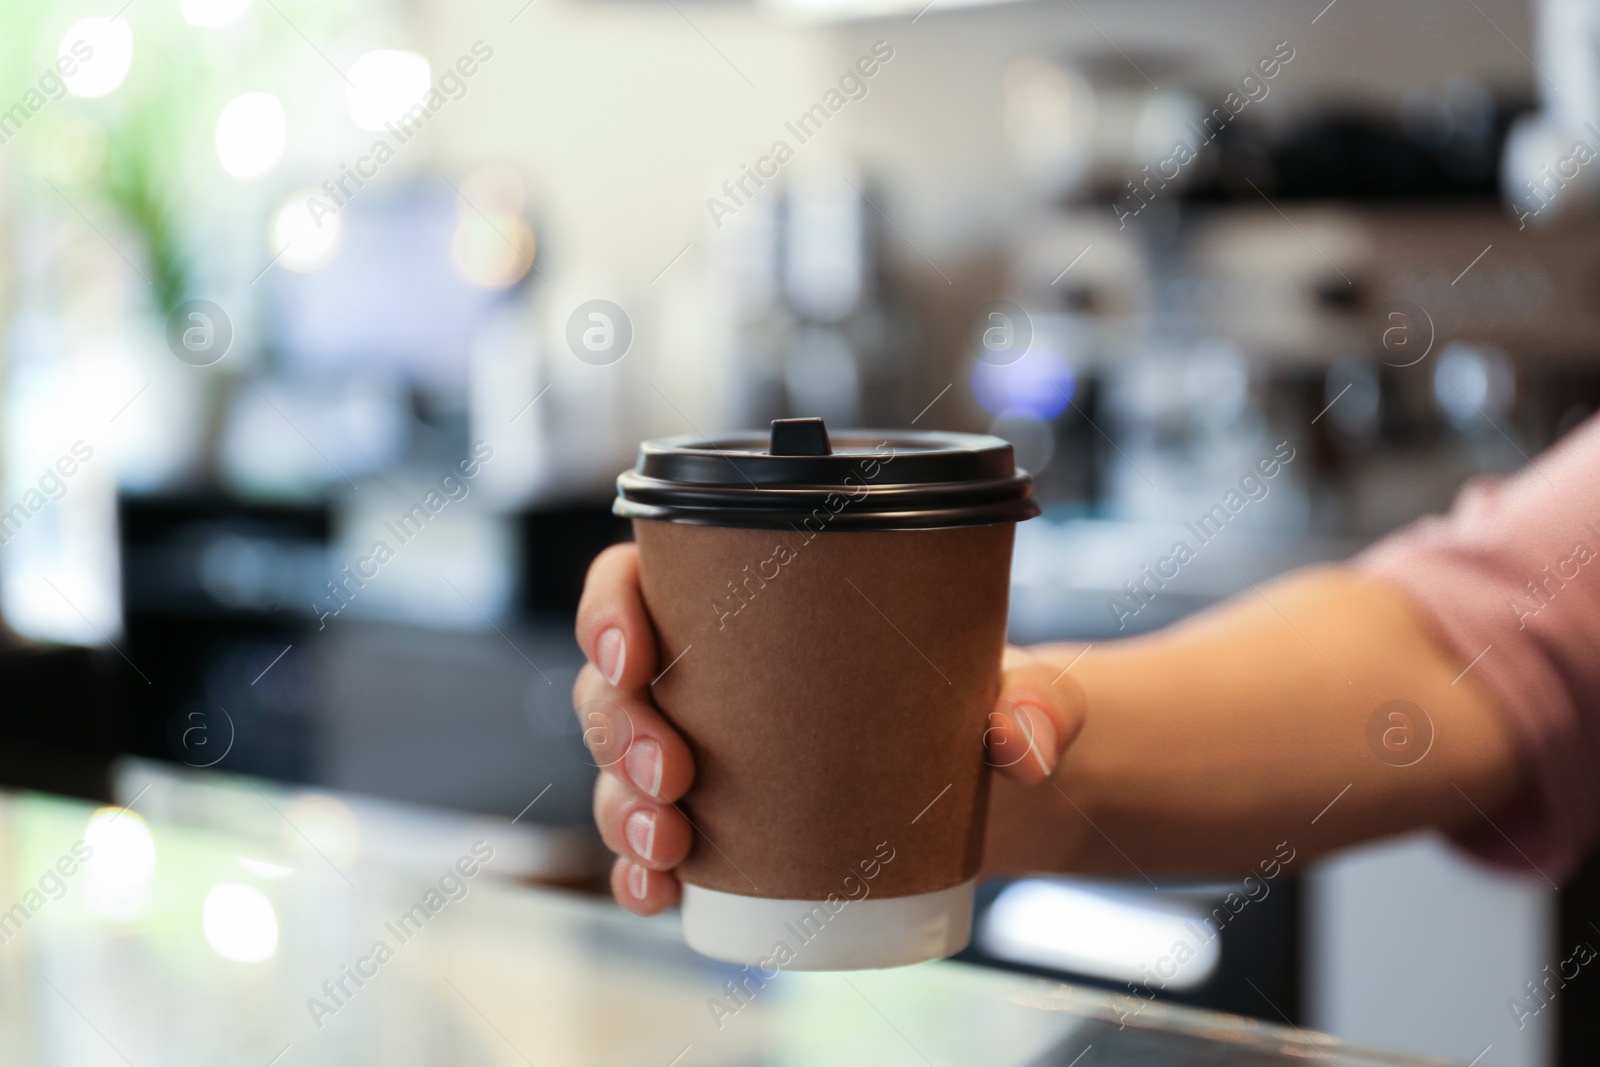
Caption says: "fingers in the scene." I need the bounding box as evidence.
[594,772,694,871]
[610,856,683,915]
[575,667,696,914]
[984,647,1088,787]
[575,543,658,692]
[574,545,698,915]
[572,664,696,802]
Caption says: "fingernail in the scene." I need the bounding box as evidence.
[626,737,664,798]
[597,628,625,686]
[625,809,657,862]
[626,862,649,900]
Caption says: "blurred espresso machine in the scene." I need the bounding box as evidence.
[992,39,1600,584]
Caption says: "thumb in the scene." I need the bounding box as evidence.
[983,646,1088,786]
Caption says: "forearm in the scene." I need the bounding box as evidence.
[984,565,1528,879]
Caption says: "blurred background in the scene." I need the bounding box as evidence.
[1,0,1597,1064]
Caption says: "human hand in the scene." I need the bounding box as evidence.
[573,542,1086,915]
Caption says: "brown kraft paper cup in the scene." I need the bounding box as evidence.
[615,419,1037,969]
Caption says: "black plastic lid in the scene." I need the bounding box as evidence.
[614,418,1040,531]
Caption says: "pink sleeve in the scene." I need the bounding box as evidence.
[1356,413,1600,883]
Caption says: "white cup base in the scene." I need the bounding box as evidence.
[680,880,975,971]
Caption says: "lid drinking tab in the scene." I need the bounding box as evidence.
[769,418,832,457]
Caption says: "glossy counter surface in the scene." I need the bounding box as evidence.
[0,773,1445,1067]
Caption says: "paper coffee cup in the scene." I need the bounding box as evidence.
[614,418,1038,970]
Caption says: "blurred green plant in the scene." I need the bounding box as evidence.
[101,109,189,314]
[7,0,357,316]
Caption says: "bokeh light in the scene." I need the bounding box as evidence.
[451,165,535,286]
[271,189,344,273]
[83,806,157,921]
[346,50,432,132]
[983,879,1220,989]
[59,17,134,99]
[971,346,1075,421]
[451,213,535,288]
[215,91,286,178]
[202,882,279,963]
[1434,341,1515,432]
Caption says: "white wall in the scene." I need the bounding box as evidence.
[421,0,1538,276]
